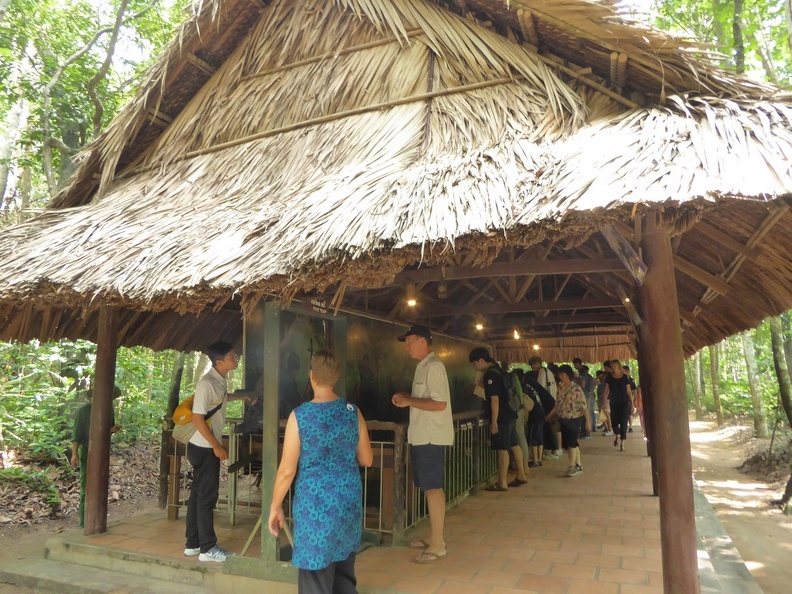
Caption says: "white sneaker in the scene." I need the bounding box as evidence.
[184,547,200,557]
[554,449,563,457]
[603,431,614,436]
[199,545,234,563]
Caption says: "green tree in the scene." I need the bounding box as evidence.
[0,0,190,224]
[652,0,792,85]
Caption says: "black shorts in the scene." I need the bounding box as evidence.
[410,444,445,491]
[491,419,518,451]
[559,417,585,450]
[527,420,544,447]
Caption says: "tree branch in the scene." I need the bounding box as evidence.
[88,0,130,138]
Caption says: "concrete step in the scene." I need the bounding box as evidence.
[0,557,212,594]
[43,536,217,588]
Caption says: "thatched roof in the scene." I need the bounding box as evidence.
[1,0,791,361]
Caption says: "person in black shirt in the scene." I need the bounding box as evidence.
[469,348,527,491]
[602,360,634,451]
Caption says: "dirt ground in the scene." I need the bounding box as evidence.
[690,420,792,594]
[1,421,791,593]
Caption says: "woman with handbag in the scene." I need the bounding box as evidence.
[547,364,591,477]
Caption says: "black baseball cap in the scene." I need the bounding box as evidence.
[397,324,433,344]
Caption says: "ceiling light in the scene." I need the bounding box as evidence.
[406,283,417,307]
[475,323,484,331]
[533,344,540,350]
[513,329,520,340]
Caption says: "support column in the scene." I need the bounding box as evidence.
[636,346,659,496]
[85,306,118,535]
[260,302,281,561]
[637,213,699,594]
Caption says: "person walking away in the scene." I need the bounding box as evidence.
[269,351,373,594]
[184,341,255,562]
[623,365,638,433]
[596,370,613,435]
[601,360,634,452]
[71,385,122,528]
[547,365,590,477]
[528,356,560,458]
[573,360,597,438]
[392,325,453,564]
[469,347,528,491]
[517,370,546,467]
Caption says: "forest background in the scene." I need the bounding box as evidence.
[1,0,792,523]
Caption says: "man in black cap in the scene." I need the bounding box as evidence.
[392,324,453,564]
[469,347,528,491]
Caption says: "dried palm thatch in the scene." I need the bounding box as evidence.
[0,0,791,357]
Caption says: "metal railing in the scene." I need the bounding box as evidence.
[166,412,497,546]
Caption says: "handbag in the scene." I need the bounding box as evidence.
[171,398,224,444]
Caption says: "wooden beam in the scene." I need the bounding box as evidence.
[695,221,759,260]
[186,53,218,77]
[394,259,626,284]
[491,329,632,340]
[481,313,628,328]
[637,214,700,593]
[601,225,647,285]
[673,255,731,296]
[517,9,539,46]
[420,297,623,317]
[616,285,643,327]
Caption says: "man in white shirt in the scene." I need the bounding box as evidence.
[184,341,254,563]
[392,325,453,564]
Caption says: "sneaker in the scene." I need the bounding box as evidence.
[575,464,583,473]
[184,547,200,557]
[199,545,234,563]
[543,452,559,460]
[628,427,634,433]
[566,466,582,477]
[528,461,541,468]
[603,430,614,436]
[554,449,563,457]
[580,433,593,439]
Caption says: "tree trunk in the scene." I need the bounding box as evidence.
[0,97,24,203]
[741,330,768,438]
[732,0,745,73]
[782,313,792,374]
[709,344,724,426]
[786,0,792,57]
[769,316,792,428]
[692,352,703,420]
[699,350,708,409]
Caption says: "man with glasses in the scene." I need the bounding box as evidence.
[392,325,453,564]
[183,341,254,562]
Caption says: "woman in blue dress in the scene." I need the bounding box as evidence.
[269,350,373,594]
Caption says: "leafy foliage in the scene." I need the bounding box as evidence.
[650,0,792,85]
[0,339,205,461]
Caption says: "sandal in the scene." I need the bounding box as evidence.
[409,539,429,549]
[613,437,619,448]
[413,550,446,564]
[485,484,508,492]
[507,478,528,487]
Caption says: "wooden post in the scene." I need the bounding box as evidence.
[637,213,700,594]
[84,306,118,535]
[260,302,281,560]
[392,424,407,546]
[636,345,659,496]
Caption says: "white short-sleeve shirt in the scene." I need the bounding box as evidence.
[188,367,228,448]
[408,352,454,446]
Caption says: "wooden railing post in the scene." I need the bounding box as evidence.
[392,424,407,546]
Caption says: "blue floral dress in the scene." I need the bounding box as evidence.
[292,398,362,570]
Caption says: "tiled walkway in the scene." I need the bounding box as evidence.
[83,430,662,593]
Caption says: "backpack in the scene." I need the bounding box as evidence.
[495,368,526,414]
